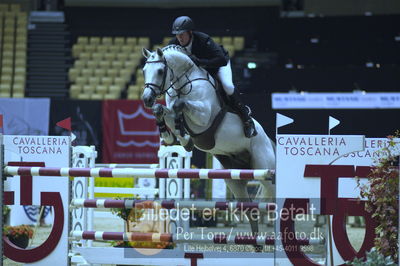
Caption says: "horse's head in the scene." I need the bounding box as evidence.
[141,45,196,108]
[141,47,170,108]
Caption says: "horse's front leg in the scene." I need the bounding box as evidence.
[153,103,167,132]
[173,99,186,137]
[152,104,175,145]
[154,103,194,151]
[176,134,194,152]
[172,98,212,131]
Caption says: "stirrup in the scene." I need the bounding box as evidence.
[245,105,252,116]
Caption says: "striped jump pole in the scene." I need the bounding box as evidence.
[70,231,324,246]
[70,199,277,213]
[4,166,275,181]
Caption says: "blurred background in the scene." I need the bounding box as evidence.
[0,0,399,165]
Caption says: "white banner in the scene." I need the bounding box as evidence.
[276,134,365,198]
[3,135,70,266]
[274,134,400,265]
[272,92,400,109]
[0,98,50,135]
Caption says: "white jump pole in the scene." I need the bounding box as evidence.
[156,145,192,250]
[71,146,97,250]
[87,147,96,248]
[158,147,166,199]
[158,145,193,200]
[184,154,191,199]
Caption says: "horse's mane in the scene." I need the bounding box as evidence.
[161,44,188,55]
[160,45,194,69]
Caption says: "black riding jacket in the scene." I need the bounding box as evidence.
[169,31,229,75]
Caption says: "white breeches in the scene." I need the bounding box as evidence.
[217,60,235,95]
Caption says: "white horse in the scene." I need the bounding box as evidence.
[141,45,275,234]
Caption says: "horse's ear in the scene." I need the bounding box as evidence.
[156,48,164,57]
[142,48,151,58]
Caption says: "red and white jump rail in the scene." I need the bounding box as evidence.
[4,166,275,180]
[70,199,277,213]
[70,231,324,246]
[95,163,158,168]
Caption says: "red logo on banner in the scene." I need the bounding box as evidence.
[102,100,160,163]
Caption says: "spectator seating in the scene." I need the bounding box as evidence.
[0,3,27,98]
[69,34,246,100]
[217,36,245,57]
[69,36,149,100]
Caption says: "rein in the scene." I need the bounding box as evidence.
[171,76,216,97]
[166,65,194,97]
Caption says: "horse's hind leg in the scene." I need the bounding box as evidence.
[250,131,276,200]
[215,155,253,201]
[250,131,276,231]
[216,155,260,238]
[225,179,260,235]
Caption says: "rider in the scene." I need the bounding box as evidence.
[168,16,257,138]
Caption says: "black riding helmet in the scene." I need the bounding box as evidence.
[171,16,194,34]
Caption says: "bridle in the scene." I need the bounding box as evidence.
[143,58,170,97]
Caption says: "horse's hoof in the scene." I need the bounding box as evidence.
[183,138,194,152]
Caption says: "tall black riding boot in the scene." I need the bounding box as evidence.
[228,90,257,138]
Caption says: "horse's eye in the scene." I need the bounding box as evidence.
[158,69,164,75]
